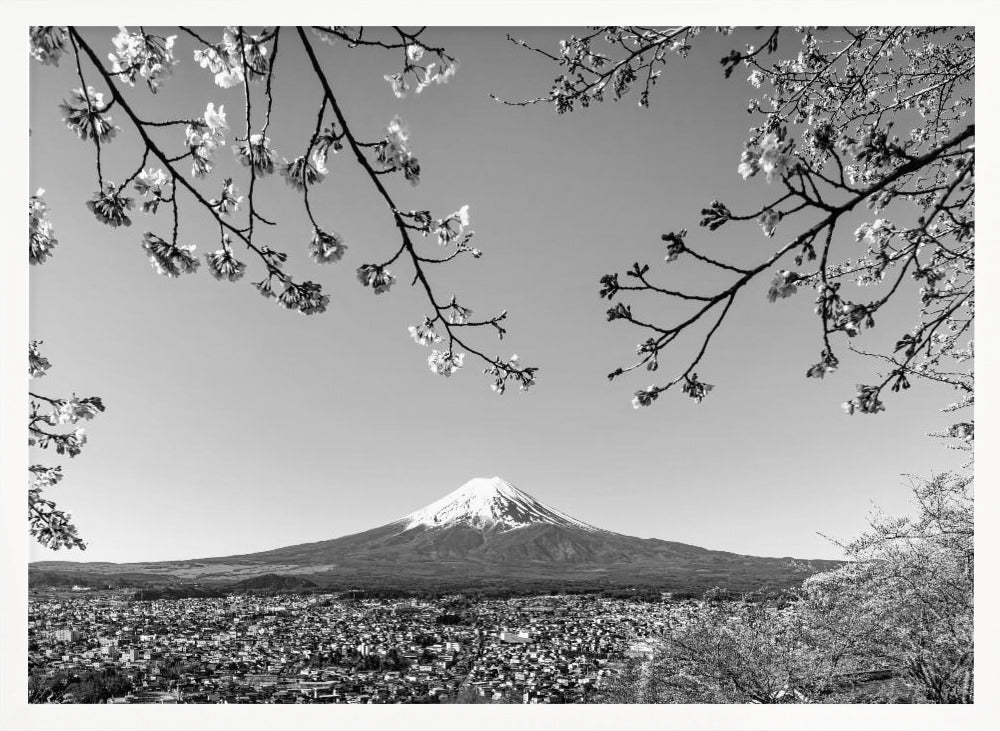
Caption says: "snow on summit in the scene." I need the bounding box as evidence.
[399,476,600,532]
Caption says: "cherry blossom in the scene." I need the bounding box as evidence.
[427,349,465,377]
[308,229,346,264]
[141,232,200,277]
[29,190,59,265]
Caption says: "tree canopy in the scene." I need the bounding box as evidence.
[597,473,973,704]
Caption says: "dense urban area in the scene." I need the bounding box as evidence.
[29,588,679,704]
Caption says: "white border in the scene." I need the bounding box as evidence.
[2,2,996,729]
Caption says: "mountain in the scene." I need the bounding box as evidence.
[30,476,840,593]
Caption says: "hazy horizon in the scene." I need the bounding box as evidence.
[29,27,966,565]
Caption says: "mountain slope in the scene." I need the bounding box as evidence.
[31,476,840,591]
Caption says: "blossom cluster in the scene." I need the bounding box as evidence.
[831,301,874,338]
[681,374,714,403]
[185,103,229,178]
[281,150,328,191]
[234,133,278,176]
[433,205,471,247]
[29,489,85,550]
[427,349,465,377]
[632,386,659,409]
[108,27,178,92]
[767,270,800,302]
[757,208,780,238]
[841,384,886,415]
[59,86,118,143]
[308,228,347,264]
[209,178,242,216]
[854,219,895,250]
[805,349,840,379]
[383,43,459,99]
[193,27,269,88]
[141,232,200,277]
[29,26,68,66]
[662,230,687,263]
[205,237,247,282]
[47,396,106,426]
[408,317,442,346]
[133,168,171,214]
[29,190,59,265]
[356,264,396,294]
[738,132,794,183]
[484,355,536,395]
[275,280,329,315]
[29,341,52,379]
[445,298,472,325]
[86,183,134,228]
[30,426,88,458]
[375,116,420,185]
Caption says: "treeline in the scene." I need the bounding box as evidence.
[593,476,973,705]
[29,668,134,704]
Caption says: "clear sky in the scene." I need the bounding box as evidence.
[28,27,967,564]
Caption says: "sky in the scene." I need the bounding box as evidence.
[27,27,969,564]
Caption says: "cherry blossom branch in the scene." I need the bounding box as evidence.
[27,342,103,550]
[604,122,972,409]
[511,27,974,415]
[70,27,329,313]
[296,27,536,392]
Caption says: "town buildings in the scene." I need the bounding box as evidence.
[29,590,680,704]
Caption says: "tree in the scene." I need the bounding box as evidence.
[604,473,972,704]
[29,667,134,704]
[800,472,973,703]
[597,590,847,704]
[27,26,540,548]
[507,27,973,431]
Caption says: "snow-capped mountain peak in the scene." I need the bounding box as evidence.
[399,476,599,532]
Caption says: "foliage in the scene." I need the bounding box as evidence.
[511,27,974,433]
[28,341,105,550]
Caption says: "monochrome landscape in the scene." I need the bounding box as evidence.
[25,24,974,707]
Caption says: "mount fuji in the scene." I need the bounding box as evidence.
[30,476,839,592]
[399,476,600,532]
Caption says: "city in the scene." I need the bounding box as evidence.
[29,589,683,704]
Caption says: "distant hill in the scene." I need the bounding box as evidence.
[30,476,840,594]
[29,569,170,589]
